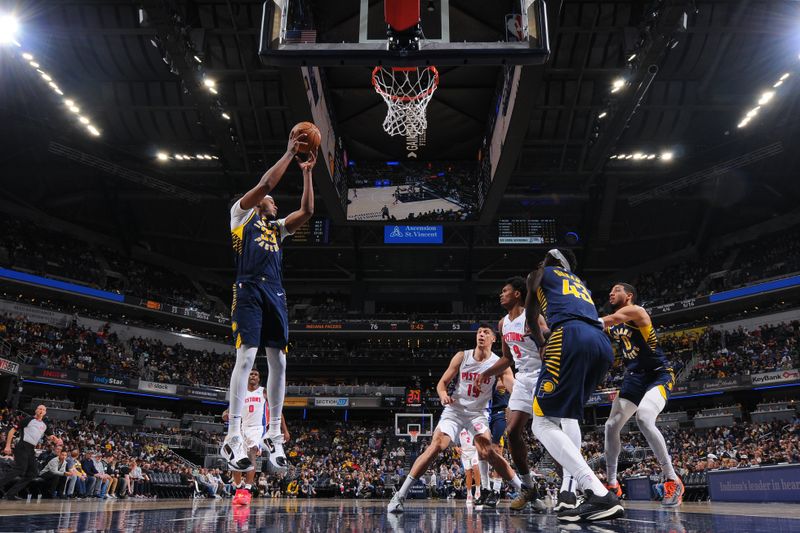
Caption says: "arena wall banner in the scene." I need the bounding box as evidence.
[33,368,76,381]
[587,389,619,406]
[182,386,223,400]
[751,369,800,386]
[90,374,129,387]
[139,380,178,395]
[314,397,349,407]
[708,465,800,502]
[690,375,747,392]
[284,397,309,407]
[0,357,19,376]
[623,477,653,501]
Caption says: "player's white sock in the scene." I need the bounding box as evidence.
[397,475,417,498]
[492,479,502,493]
[521,472,535,488]
[478,461,490,491]
[560,418,582,493]
[265,347,287,439]
[604,397,637,485]
[532,415,608,497]
[508,474,523,492]
[636,387,677,480]
[244,484,251,490]
[227,345,257,437]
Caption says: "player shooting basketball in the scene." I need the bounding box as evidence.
[221,126,318,473]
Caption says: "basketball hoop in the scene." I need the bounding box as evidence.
[372,66,439,137]
[409,429,419,443]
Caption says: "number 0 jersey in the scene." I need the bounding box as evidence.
[242,386,268,429]
[536,266,601,329]
[451,349,500,415]
[608,316,671,372]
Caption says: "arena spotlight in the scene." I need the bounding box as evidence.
[611,78,625,93]
[221,112,230,120]
[0,14,19,45]
[598,111,607,119]
[628,54,637,62]
[21,52,32,60]
[156,152,169,161]
[86,125,100,136]
[660,151,674,161]
[757,91,775,105]
[78,116,89,124]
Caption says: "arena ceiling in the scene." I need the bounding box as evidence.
[1,0,800,290]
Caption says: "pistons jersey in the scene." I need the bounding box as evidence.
[501,310,541,375]
[242,386,268,429]
[459,429,476,451]
[451,349,500,415]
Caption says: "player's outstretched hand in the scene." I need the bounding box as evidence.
[439,392,454,406]
[287,131,308,155]
[295,148,318,173]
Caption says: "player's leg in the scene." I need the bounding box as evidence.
[553,417,582,511]
[224,283,261,469]
[636,380,682,506]
[532,324,623,522]
[472,433,523,492]
[262,285,290,472]
[464,465,474,502]
[506,410,534,484]
[388,429,451,512]
[604,395,638,494]
[472,462,482,498]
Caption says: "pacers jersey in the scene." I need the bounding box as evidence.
[502,310,541,374]
[242,386,268,429]
[452,349,500,415]
[459,429,476,451]
[230,201,293,284]
[536,266,600,329]
[488,379,510,411]
[608,317,671,372]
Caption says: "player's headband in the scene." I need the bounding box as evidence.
[547,249,571,271]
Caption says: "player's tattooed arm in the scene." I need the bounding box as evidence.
[438,351,465,405]
[600,305,650,328]
[525,264,546,347]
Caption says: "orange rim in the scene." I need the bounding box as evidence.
[371,66,439,103]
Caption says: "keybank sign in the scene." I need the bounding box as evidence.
[384,225,443,244]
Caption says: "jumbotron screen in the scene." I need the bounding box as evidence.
[498,218,557,245]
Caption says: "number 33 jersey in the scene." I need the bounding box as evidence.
[452,349,500,415]
[536,266,601,329]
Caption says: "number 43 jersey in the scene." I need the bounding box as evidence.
[451,349,500,415]
[536,266,602,329]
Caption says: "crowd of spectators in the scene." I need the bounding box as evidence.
[686,322,799,381]
[580,418,800,482]
[0,215,221,315]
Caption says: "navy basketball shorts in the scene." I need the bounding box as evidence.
[230,279,289,350]
[489,410,507,445]
[619,367,676,405]
[533,321,614,420]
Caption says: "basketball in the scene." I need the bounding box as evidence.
[290,121,321,154]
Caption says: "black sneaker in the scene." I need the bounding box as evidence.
[557,490,624,522]
[473,491,488,508]
[553,490,578,511]
[481,491,499,509]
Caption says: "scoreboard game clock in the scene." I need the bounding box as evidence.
[498,218,557,245]
[406,389,422,407]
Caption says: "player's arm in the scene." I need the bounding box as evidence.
[499,366,515,395]
[3,427,16,455]
[284,150,317,234]
[281,416,290,443]
[238,132,307,211]
[437,351,465,405]
[600,305,650,329]
[525,265,546,347]
[481,319,513,379]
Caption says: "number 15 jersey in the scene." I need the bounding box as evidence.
[451,349,500,415]
[536,266,601,329]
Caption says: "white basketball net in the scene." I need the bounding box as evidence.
[372,66,439,137]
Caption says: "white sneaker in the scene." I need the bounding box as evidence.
[388,493,405,513]
[263,434,288,474]
[221,434,252,470]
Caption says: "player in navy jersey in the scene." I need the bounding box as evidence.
[221,132,316,472]
[602,283,683,506]
[526,249,623,522]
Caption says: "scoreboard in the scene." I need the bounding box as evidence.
[498,219,557,245]
[291,217,330,244]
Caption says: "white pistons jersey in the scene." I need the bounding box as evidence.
[502,310,541,375]
[459,429,476,451]
[242,386,268,429]
[452,349,500,415]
